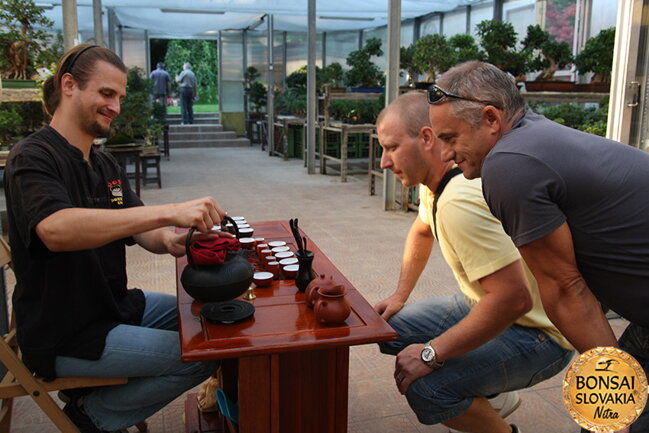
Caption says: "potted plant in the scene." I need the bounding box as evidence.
[522,24,574,91]
[399,45,422,87]
[412,34,453,85]
[0,0,59,84]
[321,62,344,92]
[574,27,615,92]
[107,67,152,145]
[476,20,528,79]
[344,38,385,91]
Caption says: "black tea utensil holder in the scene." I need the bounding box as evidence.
[295,250,315,292]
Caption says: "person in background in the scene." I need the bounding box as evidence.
[4,43,227,433]
[150,61,171,106]
[430,60,649,433]
[374,92,574,433]
[176,62,197,125]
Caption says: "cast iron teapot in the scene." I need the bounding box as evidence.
[181,216,254,302]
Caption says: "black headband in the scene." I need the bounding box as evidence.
[61,44,99,76]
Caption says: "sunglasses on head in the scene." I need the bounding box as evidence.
[427,84,501,110]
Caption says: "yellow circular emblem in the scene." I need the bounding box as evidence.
[563,347,648,432]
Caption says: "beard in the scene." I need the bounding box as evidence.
[80,113,111,138]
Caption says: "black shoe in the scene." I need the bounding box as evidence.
[511,425,521,433]
[64,398,104,433]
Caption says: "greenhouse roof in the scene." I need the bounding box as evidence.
[42,0,480,37]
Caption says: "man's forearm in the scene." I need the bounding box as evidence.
[36,205,174,252]
[542,278,618,352]
[394,224,434,300]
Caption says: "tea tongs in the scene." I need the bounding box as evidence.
[289,218,305,254]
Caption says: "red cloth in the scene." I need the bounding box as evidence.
[189,238,241,265]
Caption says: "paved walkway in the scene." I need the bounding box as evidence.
[6,146,628,432]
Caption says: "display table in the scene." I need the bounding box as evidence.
[271,115,305,160]
[317,122,375,182]
[176,220,396,433]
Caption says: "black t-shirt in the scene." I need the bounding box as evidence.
[4,126,146,379]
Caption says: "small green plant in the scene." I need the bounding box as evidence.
[476,20,528,77]
[345,38,384,88]
[575,27,616,84]
[530,98,609,137]
[0,105,22,144]
[330,98,384,124]
[413,34,453,83]
[522,25,573,80]
[321,62,344,88]
[275,87,306,117]
[399,45,421,86]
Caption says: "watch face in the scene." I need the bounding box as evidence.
[422,347,434,362]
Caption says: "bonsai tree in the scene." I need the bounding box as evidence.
[244,66,261,88]
[321,62,344,88]
[108,67,153,144]
[344,38,384,88]
[400,45,422,86]
[0,0,55,80]
[522,25,573,80]
[413,34,453,83]
[476,20,528,78]
[448,34,485,65]
[575,27,616,84]
[248,81,268,114]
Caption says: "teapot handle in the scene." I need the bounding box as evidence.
[184,216,241,265]
[221,215,241,238]
[185,226,197,265]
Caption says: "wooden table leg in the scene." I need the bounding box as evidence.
[237,347,349,433]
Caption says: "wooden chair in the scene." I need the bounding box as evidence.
[0,237,147,433]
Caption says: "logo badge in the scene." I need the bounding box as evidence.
[563,347,648,432]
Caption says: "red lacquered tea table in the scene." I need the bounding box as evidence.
[176,220,396,433]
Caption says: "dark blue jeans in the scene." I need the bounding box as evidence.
[180,87,194,124]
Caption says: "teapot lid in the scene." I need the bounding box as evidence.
[319,284,345,296]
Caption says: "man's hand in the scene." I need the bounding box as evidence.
[374,294,406,320]
[167,197,225,233]
[394,343,431,394]
[164,230,234,258]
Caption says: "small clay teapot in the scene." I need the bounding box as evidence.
[314,284,351,325]
[305,274,337,308]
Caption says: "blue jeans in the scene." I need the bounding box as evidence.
[618,323,649,433]
[55,291,218,431]
[378,292,574,425]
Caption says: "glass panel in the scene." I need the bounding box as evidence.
[247,31,268,87]
[400,22,414,47]
[504,0,536,44]
[221,80,245,112]
[442,9,467,37]
[221,31,244,81]
[325,31,360,69]
[589,0,618,38]
[420,15,440,36]
[283,32,323,78]
[469,3,494,36]
[542,0,577,45]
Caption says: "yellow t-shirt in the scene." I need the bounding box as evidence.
[418,178,572,350]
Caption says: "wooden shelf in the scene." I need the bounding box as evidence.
[521,91,609,103]
[0,88,41,103]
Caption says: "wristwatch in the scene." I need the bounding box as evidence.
[421,342,444,370]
